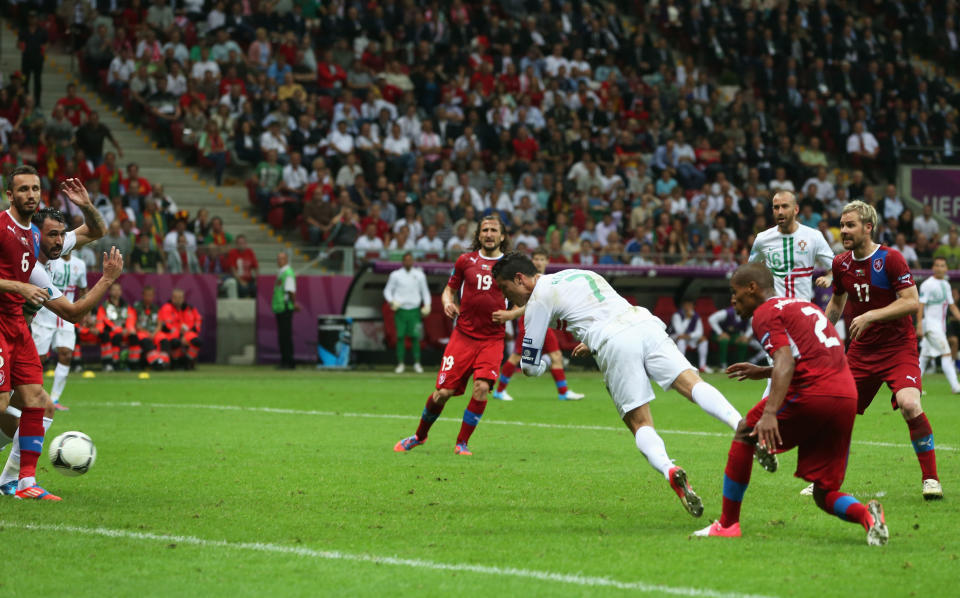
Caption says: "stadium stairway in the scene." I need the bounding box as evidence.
[0,20,308,275]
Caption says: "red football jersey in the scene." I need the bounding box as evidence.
[0,210,38,317]
[447,251,506,341]
[832,245,916,350]
[752,297,855,398]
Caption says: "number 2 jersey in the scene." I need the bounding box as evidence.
[446,250,505,341]
[751,297,855,398]
[521,269,659,366]
[831,245,917,352]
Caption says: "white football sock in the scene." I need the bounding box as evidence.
[698,340,709,368]
[919,357,928,376]
[634,426,673,479]
[2,417,53,488]
[51,362,70,402]
[691,381,742,430]
[942,356,960,391]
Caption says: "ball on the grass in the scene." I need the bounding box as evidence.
[48,431,97,476]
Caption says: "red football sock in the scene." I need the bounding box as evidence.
[907,413,938,481]
[719,440,754,528]
[551,368,568,397]
[456,398,487,445]
[497,361,516,392]
[816,490,870,530]
[415,394,445,441]
[18,407,46,480]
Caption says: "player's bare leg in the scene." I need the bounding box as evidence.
[50,346,73,410]
[896,387,942,499]
[394,387,455,452]
[493,353,520,401]
[455,378,491,455]
[623,404,702,517]
[812,486,888,546]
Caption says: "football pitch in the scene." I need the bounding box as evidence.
[8,365,958,597]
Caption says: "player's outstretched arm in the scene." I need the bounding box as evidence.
[44,247,124,324]
[61,177,107,248]
[726,362,772,380]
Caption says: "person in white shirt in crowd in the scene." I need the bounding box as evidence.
[446,223,472,254]
[878,184,905,222]
[768,167,795,193]
[335,153,364,188]
[671,300,711,373]
[163,217,198,255]
[595,213,619,247]
[260,121,289,163]
[512,174,538,207]
[891,232,920,269]
[354,223,385,255]
[397,104,422,142]
[493,254,742,517]
[513,196,539,226]
[846,120,880,163]
[914,204,942,240]
[388,225,416,252]
[452,172,485,213]
[190,45,221,81]
[394,205,424,240]
[802,166,837,202]
[513,220,540,249]
[383,122,413,173]
[332,89,361,131]
[453,125,481,162]
[383,252,432,374]
[487,178,513,214]
[280,151,309,198]
[326,119,355,159]
[415,224,445,255]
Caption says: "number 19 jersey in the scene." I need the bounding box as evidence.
[447,251,505,341]
[751,297,854,398]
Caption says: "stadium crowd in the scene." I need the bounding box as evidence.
[54,0,958,269]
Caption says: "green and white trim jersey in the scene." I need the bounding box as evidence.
[919,276,953,335]
[748,224,835,299]
[520,269,659,374]
[32,255,87,329]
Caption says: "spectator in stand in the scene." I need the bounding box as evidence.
[18,12,47,106]
[204,217,234,247]
[224,235,259,298]
[915,234,935,268]
[893,232,920,269]
[878,185,905,223]
[388,225,416,253]
[846,121,880,175]
[802,167,837,203]
[915,204,941,241]
[254,149,284,219]
[163,216,198,255]
[75,111,122,167]
[302,187,337,246]
[107,46,136,99]
[415,225,445,256]
[165,233,201,273]
[191,208,212,241]
[328,206,360,247]
[56,83,92,127]
[199,121,228,186]
[355,223,385,257]
[934,229,960,269]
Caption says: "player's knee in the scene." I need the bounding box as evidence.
[433,389,453,404]
[472,379,491,398]
[733,420,751,442]
[900,400,923,419]
[19,385,45,408]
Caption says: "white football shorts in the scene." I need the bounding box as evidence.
[594,318,694,418]
[921,328,951,358]
[32,323,77,356]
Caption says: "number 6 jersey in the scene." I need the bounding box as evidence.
[751,297,854,398]
[0,209,39,318]
[831,244,917,350]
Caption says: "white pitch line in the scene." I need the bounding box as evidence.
[0,520,777,598]
[80,401,958,452]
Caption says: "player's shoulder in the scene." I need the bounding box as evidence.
[753,226,780,243]
[832,250,853,269]
[455,250,478,266]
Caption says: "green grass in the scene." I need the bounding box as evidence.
[7,365,959,597]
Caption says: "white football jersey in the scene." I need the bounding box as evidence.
[520,269,659,367]
[749,224,834,300]
[919,276,954,335]
[32,231,86,329]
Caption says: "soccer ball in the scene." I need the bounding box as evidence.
[48,431,97,476]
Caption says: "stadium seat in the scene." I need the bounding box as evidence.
[652,296,677,327]
[694,297,717,330]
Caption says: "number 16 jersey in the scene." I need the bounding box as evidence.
[831,245,917,351]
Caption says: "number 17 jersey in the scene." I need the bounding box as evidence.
[751,297,854,398]
[831,245,916,351]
